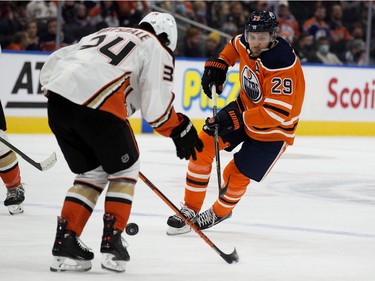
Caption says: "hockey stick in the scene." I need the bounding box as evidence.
[139,171,239,264]
[211,84,229,198]
[0,136,57,171]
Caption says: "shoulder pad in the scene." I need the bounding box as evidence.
[260,37,296,69]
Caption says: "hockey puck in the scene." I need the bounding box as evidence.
[125,223,139,235]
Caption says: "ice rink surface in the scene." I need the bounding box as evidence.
[0,134,374,281]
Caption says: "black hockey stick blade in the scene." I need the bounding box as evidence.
[219,175,230,198]
[139,171,239,264]
[213,245,239,264]
[0,136,57,171]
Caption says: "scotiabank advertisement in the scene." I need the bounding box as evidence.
[301,65,375,122]
[1,51,375,134]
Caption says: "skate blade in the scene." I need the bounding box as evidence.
[7,204,24,215]
[101,253,126,272]
[166,225,191,236]
[50,256,92,272]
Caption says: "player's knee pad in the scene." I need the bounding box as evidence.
[107,179,136,202]
[67,183,102,210]
[0,149,18,172]
[105,159,139,204]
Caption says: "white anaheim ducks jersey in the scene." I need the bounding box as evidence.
[40,27,180,137]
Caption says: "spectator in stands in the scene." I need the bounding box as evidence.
[39,17,75,51]
[192,1,208,25]
[26,0,57,22]
[25,19,41,50]
[350,24,365,41]
[303,5,331,42]
[344,39,366,66]
[227,2,248,34]
[210,1,230,29]
[0,2,24,48]
[293,33,320,63]
[277,0,300,44]
[6,31,29,51]
[254,0,270,12]
[88,1,119,29]
[175,1,195,20]
[62,1,78,25]
[178,27,204,58]
[328,3,351,61]
[315,36,343,65]
[222,21,238,37]
[204,32,222,58]
[62,1,93,41]
[116,1,148,27]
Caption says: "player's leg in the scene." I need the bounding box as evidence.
[97,119,139,272]
[0,102,24,215]
[196,138,288,230]
[167,130,231,235]
[48,93,103,272]
[101,163,138,272]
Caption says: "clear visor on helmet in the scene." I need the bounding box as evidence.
[245,31,272,44]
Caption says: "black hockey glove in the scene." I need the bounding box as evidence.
[203,107,243,137]
[201,58,228,99]
[171,113,204,161]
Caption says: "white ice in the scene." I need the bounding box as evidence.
[0,134,374,281]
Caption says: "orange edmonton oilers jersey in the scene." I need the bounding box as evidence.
[219,35,305,145]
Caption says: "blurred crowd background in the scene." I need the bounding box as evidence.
[0,0,374,66]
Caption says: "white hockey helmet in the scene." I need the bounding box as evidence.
[139,12,178,51]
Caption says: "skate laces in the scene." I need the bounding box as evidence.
[6,185,24,200]
[196,208,216,227]
[76,237,92,253]
[178,203,196,221]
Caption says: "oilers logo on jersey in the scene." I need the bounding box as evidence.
[241,66,262,104]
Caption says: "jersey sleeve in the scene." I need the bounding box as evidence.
[219,35,241,66]
[137,41,180,137]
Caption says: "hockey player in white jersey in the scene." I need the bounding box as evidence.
[40,12,203,273]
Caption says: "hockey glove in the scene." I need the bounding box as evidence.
[171,113,204,161]
[201,58,228,98]
[203,107,243,137]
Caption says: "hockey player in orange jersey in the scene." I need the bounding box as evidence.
[167,11,305,235]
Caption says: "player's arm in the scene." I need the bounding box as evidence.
[139,44,203,160]
[201,35,240,98]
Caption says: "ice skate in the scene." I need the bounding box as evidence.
[4,185,25,215]
[166,204,198,235]
[195,207,232,230]
[50,216,94,272]
[101,214,130,272]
